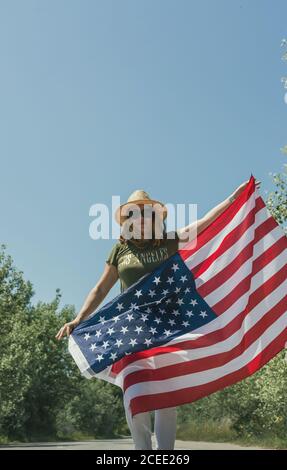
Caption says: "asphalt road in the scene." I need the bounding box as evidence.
[0,437,264,450]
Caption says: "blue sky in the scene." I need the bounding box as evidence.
[0,0,286,312]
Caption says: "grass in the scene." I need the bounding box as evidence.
[176,420,287,449]
[0,430,125,446]
[176,419,237,443]
[1,421,286,449]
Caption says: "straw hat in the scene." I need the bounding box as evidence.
[115,189,168,225]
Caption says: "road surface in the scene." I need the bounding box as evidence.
[0,437,264,450]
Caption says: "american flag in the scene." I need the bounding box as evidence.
[68,175,287,418]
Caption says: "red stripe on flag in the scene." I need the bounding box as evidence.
[211,246,286,316]
[112,266,286,375]
[198,223,285,298]
[128,328,287,417]
[178,176,256,261]
[123,295,286,390]
[191,197,258,279]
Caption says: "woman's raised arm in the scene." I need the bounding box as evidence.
[177,179,261,243]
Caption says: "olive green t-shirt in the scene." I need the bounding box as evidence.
[106,231,180,293]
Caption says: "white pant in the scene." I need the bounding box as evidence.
[125,405,177,450]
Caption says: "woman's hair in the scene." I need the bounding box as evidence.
[119,212,167,248]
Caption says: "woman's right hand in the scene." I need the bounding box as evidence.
[55,318,81,341]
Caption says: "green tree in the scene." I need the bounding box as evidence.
[0,244,76,439]
[0,244,127,441]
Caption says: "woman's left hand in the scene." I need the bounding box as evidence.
[232,178,261,200]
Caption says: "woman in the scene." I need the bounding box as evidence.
[56,179,260,450]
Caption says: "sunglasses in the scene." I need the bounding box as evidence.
[126,206,154,220]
